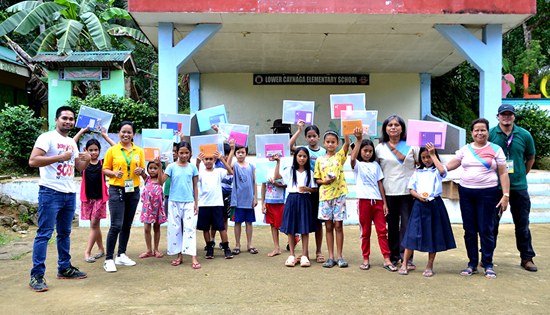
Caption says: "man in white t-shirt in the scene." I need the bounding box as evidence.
[28,106,90,292]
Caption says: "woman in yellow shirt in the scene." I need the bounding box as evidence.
[102,121,145,273]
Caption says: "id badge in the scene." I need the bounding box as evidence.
[506,159,514,174]
[124,179,135,193]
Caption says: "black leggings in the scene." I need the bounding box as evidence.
[385,195,414,262]
[105,186,140,260]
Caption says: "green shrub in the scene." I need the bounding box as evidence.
[514,103,550,160]
[0,105,47,172]
[65,94,158,134]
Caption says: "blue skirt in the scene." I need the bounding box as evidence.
[401,196,456,253]
[280,193,315,235]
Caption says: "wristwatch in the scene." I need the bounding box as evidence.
[503,193,510,198]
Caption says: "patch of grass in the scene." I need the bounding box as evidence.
[535,156,550,170]
[11,252,26,260]
[0,232,16,247]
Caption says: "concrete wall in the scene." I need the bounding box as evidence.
[200,73,420,153]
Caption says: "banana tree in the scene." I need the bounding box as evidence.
[0,0,148,55]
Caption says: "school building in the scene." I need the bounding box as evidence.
[127,0,536,154]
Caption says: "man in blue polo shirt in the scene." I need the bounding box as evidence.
[489,104,537,272]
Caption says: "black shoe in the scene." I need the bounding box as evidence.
[205,241,215,259]
[29,275,48,292]
[224,247,234,259]
[57,265,87,279]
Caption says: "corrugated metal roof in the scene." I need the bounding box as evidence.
[0,46,24,65]
[32,51,136,74]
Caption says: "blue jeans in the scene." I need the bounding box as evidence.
[106,186,140,260]
[31,186,76,277]
[459,185,500,269]
[494,189,536,260]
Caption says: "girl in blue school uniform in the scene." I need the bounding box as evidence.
[399,143,456,277]
[289,120,326,263]
[272,147,318,267]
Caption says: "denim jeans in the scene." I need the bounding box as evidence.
[494,189,536,260]
[105,186,140,260]
[459,185,500,269]
[31,186,76,277]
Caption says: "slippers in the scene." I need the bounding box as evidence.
[84,257,96,263]
[422,269,434,277]
[285,255,297,267]
[247,247,259,254]
[359,263,370,270]
[267,250,281,257]
[231,248,241,255]
[460,266,478,276]
[92,252,105,259]
[139,252,154,259]
[316,253,326,263]
[192,262,201,270]
[154,251,164,258]
[398,266,408,275]
[300,256,311,267]
[322,258,337,268]
[383,263,398,272]
[407,261,417,270]
[171,259,182,266]
[484,268,497,279]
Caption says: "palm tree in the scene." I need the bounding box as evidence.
[0,0,148,55]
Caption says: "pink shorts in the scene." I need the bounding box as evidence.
[80,199,107,220]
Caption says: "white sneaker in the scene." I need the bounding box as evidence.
[115,253,136,266]
[103,259,117,272]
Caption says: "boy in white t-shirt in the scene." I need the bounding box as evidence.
[196,150,235,259]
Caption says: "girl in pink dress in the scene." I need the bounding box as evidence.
[139,158,167,258]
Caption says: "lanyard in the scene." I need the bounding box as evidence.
[501,132,513,158]
[121,148,134,176]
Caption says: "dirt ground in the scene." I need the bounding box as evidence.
[0,224,549,314]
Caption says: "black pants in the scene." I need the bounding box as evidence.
[494,189,536,260]
[386,195,414,263]
[105,186,140,260]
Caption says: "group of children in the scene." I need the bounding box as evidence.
[76,120,456,276]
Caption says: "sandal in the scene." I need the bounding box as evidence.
[316,253,326,263]
[92,252,105,259]
[171,258,182,266]
[247,247,259,254]
[192,262,202,269]
[337,258,349,268]
[460,266,478,276]
[84,256,96,263]
[484,268,497,279]
[383,263,398,272]
[285,255,297,267]
[407,261,417,270]
[231,248,241,255]
[139,251,154,259]
[359,263,370,270]
[154,251,164,258]
[398,266,408,275]
[322,258,337,268]
[300,256,311,268]
[422,269,434,277]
